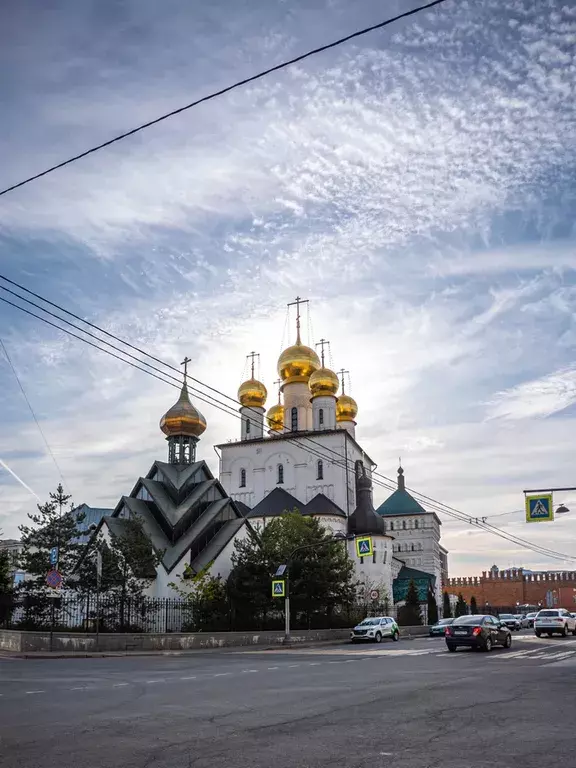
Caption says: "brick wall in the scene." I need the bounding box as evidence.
[443,569,576,610]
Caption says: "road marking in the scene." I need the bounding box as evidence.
[113,683,129,687]
[180,676,197,680]
[328,661,343,664]
[213,673,231,677]
[25,690,45,694]
[242,669,259,673]
[288,664,300,668]
[308,662,322,666]
[543,651,575,660]
[146,680,165,684]
[267,666,279,670]
[70,686,89,690]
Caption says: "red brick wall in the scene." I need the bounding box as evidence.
[443,569,576,610]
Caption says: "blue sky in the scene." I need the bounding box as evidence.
[1,0,576,575]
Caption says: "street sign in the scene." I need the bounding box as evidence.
[272,579,286,598]
[355,536,373,558]
[46,569,62,589]
[525,494,554,523]
[370,589,379,601]
[275,564,287,577]
[49,546,59,566]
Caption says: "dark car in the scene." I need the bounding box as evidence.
[498,613,521,631]
[445,614,512,652]
[429,618,454,637]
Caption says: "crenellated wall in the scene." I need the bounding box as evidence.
[442,569,576,609]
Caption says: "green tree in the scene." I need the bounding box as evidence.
[470,595,478,615]
[427,588,439,625]
[18,484,84,590]
[455,593,468,618]
[0,549,11,595]
[397,579,423,626]
[443,591,452,619]
[228,512,356,630]
[170,563,229,631]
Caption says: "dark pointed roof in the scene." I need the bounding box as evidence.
[347,467,385,536]
[302,493,346,518]
[247,487,301,519]
[375,466,428,517]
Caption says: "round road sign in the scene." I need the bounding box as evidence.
[369,589,379,601]
[46,569,62,589]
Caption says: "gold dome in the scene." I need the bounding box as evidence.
[309,367,339,398]
[238,378,267,408]
[277,342,320,385]
[160,383,206,438]
[336,394,358,423]
[266,402,285,432]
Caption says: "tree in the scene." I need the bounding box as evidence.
[228,512,357,630]
[455,593,468,618]
[443,591,452,619]
[397,579,422,626]
[170,563,229,631]
[0,549,11,595]
[470,595,478,615]
[18,484,84,590]
[427,588,439,625]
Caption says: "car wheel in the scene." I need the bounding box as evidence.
[572,627,576,636]
[561,625,568,637]
[484,637,493,652]
[375,632,382,643]
[535,631,541,637]
[504,634,512,649]
[447,645,456,652]
[392,630,399,642]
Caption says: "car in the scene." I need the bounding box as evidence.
[429,618,455,637]
[498,613,521,631]
[350,616,400,643]
[514,614,530,629]
[534,609,576,637]
[445,614,512,652]
[525,612,538,628]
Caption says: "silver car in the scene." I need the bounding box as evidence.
[534,609,576,637]
[350,616,400,643]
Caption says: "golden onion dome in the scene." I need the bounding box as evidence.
[238,377,267,408]
[277,342,320,385]
[336,394,358,423]
[160,382,206,438]
[266,402,285,432]
[309,366,339,398]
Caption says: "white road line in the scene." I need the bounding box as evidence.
[544,651,575,660]
[242,669,259,673]
[113,683,129,687]
[267,666,279,670]
[146,680,165,684]
[328,661,343,664]
[288,664,300,668]
[308,662,322,666]
[70,686,89,690]
[25,690,45,694]
[180,676,196,680]
[213,673,231,677]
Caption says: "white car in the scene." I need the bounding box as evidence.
[350,616,400,643]
[534,609,576,637]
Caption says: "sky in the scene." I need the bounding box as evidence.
[1,0,576,576]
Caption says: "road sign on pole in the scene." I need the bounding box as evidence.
[49,546,59,566]
[355,536,373,558]
[370,589,379,601]
[46,569,62,589]
[272,579,286,598]
[525,494,554,523]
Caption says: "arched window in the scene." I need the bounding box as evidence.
[414,519,419,529]
[319,408,324,426]
[355,459,364,478]
[317,460,323,480]
[245,418,251,435]
[403,520,407,530]
[239,468,246,488]
[411,544,415,552]
[390,521,394,531]
[291,407,298,432]
[277,463,284,484]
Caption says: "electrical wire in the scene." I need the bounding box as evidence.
[0,0,452,198]
[1,277,574,563]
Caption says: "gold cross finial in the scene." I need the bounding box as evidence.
[337,368,349,394]
[316,338,330,367]
[273,378,282,403]
[287,296,309,344]
[246,351,258,379]
[181,356,192,381]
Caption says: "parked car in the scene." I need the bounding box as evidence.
[534,609,576,637]
[445,614,512,652]
[350,616,400,643]
[498,614,521,631]
[525,612,538,628]
[429,618,454,637]
[514,614,529,628]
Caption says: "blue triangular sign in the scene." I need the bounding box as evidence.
[359,540,370,554]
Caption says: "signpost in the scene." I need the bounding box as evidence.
[46,569,62,589]
[49,546,59,566]
[355,535,373,558]
[525,494,554,523]
[272,579,286,598]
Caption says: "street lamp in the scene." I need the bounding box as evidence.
[556,504,570,514]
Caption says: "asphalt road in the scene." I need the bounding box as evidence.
[1,630,575,768]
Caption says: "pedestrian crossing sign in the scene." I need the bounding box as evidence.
[525,494,554,523]
[355,536,373,558]
[272,579,286,598]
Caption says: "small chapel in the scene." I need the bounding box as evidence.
[82,299,446,609]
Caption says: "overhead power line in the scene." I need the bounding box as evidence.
[0,0,451,198]
[0,275,574,563]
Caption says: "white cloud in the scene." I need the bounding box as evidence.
[487,368,576,421]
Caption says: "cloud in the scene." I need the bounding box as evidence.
[487,368,576,421]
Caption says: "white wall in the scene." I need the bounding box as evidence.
[349,534,394,604]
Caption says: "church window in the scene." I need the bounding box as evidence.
[317,460,323,480]
[411,544,415,552]
[291,407,298,432]
[245,418,251,435]
[414,519,419,529]
[403,520,407,530]
[319,408,324,425]
[390,521,394,531]
[277,463,284,484]
[239,468,246,488]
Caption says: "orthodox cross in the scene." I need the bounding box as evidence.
[273,378,282,402]
[287,296,308,343]
[316,338,330,367]
[246,351,259,378]
[337,368,349,394]
[181,356,192,381]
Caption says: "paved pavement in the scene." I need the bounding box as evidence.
[1,630,575,768]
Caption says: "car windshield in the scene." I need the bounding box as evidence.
[499,614,514,619]
[436,619,453,625]
[538,610,559,617]
[526,613,537,618]
[452,616,485,625]
[358,618,381,626]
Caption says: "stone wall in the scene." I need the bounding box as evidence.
[443,569,576,609]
